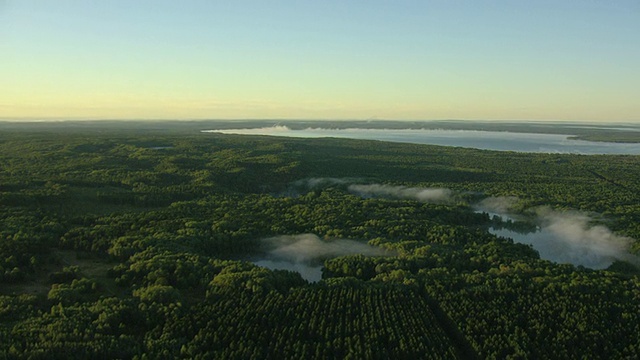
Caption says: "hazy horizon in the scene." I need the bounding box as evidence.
[2,1,639,122]
[1,118,638,125]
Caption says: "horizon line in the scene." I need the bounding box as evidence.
[1,118,638,124]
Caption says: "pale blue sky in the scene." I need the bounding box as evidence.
[1,0,639,121]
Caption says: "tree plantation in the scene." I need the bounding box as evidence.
[1,125,639,359]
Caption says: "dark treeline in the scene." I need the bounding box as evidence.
[1,126,639,359]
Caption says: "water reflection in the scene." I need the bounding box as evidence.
[203,127,640,155]
[485,210,638,269]
[253,259,323,282]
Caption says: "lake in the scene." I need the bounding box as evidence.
[203,126,640,155]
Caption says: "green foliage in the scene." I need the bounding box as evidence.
[47,278,99,305]
[133,285,182,304]
[0,128,639,359]
[422,265,640,359]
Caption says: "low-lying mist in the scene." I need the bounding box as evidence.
[265,234,389,263]
[289,178,455,204]
[348,188,638,268]
[293,177,355,189]
[475,196,520,215]
[252,234,391,282]
[347,184,454,204]
[287,178,639,270]
[480,198,639,269]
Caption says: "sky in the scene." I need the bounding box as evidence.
[1,1,639,122]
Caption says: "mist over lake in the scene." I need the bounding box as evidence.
[204,126,640,155]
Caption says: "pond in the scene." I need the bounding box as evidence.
[485,210,638,269]
[252,258,323,283]
[246,234,391,282]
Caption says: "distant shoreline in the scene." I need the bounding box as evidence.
[1,119,639,143]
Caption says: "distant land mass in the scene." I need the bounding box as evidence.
[2,119,640,143]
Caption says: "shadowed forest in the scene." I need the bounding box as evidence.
[1,123,639,359]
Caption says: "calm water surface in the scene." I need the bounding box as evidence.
[203,127,640,155]
[253,259,323,282]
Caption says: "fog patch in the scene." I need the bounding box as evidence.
[253,234,391,282]
[489,205,639,269]
[288,180,455,204]
[265,234,389,263]
[348,184,454,204]
[293,177,355,189]
[475,196,519,215]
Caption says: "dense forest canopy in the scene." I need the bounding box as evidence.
[1,122,639,359]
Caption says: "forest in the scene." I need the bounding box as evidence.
[1,123,639,359]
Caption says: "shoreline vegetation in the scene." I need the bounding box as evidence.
[1,124,639,358]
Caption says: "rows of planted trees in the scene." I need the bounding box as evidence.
[0,124,639,359]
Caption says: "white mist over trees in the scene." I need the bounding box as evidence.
[253,234,392,282]
[477,197,639,269]
[292,178,639,269]
[492,208,638,269]
[475,196,520,215]
[348,184,454,204]
[263,234,390,264]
